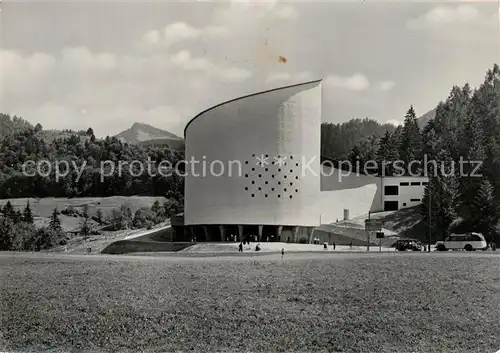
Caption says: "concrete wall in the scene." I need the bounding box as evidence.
[319,165,383,224]
[184,80,322,226]
[382,176,429,209]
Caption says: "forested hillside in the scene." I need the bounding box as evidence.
[321,118,396,160]
[0,125,184,201]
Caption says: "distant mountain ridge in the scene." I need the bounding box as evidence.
[417,108,436,129]
[114,122,184,149]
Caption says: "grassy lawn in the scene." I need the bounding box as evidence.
[1,253,499,353]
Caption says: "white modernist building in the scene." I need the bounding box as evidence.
[183,80,427,242]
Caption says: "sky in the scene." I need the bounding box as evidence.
[1,0,499,137]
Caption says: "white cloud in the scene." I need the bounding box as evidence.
[169,50,251,82]
[219,67,252,82]
[164,22,201,46]
[203,25,229,38]
[170,50,213,71]
[326,73,370,91]
[266,72,292,82]
[142,30,160,45]
[61,47,116,71]
[385,119,403,126]
[378,80,396,92]
[407,5,482,30]
[266,71,313,84]
[1,50,56,96]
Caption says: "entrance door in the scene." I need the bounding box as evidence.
[384,201,399,211]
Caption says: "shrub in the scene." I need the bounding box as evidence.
[299,237,308,244]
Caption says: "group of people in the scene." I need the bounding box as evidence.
[238,241,262,252]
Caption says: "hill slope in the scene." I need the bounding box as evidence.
[115,122,183,148]
[417,108,436,129]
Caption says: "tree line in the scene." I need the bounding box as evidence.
[0,199,182,251]
[0,125,184,201]
[0,201,67,251]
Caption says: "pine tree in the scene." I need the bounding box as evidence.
[376,130,399,176]
[2,201,15,220]
[13,210,23,224]
[421,150,460,242]
[469,179,499,242]
[49,208,62,231]
[23,201,34,224]
[80,205,91,240]
[399,106,422,174]
[0,217,14,250]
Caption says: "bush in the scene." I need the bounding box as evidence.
[299,237,308,244]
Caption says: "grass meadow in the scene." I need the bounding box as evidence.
[1,252,499,353]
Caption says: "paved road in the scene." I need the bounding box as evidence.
[2,250,500,264]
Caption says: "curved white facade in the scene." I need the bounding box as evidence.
[184,80,322,226]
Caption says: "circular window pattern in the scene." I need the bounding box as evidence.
[271,175,275,178]
[290,182,293,186]
[278,195,281,198]
[284,175,287,179]
[258,187,262,191]
[245,187,248,191]
[245,174,248,177]
[265,181,268,185]
[278,169,281,172]
[295,189,299,192]
[296,163,299,167]
[284,188,287,192]
[278,181,281,185]
[289,195,293,199]
[265,168,269,172]
[290,156,294,160]
[258,174,262,178]
[245,161,249,164]
[265,194,268,198]
[271,187,275,191]
[295,176,299,180]
[251,194,255,197]
[252,168,255,171]
[252,181,255,185]
[290,170,293,173]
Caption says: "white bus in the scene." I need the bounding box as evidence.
[435,232,488,251]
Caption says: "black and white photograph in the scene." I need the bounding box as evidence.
[1,0,500,352]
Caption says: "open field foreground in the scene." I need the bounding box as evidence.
[1,252,500,353]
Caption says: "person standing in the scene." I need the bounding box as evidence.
[238,242,243,252]
[281,248,285,259]
[333,242,336,250]
[349,241,352,250]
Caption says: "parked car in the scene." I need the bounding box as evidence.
[393,239,422,251]
[435,232,488,251]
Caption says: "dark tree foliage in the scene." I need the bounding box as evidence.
[419,64,500,240]
[23,201,34,224]
[0,121,185,205]
[49,208,62,231]
[321,118,395,160]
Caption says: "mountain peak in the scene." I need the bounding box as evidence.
[114,122,183,148]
